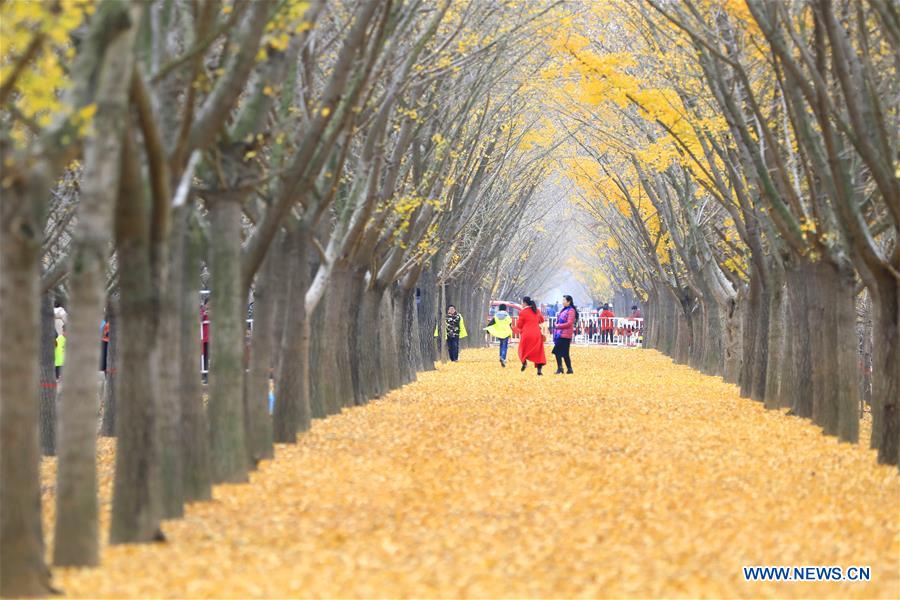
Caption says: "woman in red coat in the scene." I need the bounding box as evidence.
[514,296,546,375]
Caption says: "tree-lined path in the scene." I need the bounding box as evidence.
[3,0,899,597]
[44,347,899,599]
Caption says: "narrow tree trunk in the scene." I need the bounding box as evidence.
[100,300,118,436]
[309,299,328,420]
[244,243,280,463]
[397,285,418,385]
[740,270,763,398]
[179,212,211,501]
[764,269,787,410]
[207,196,249,484]
[0,175,53,597]
[40,292,57,456]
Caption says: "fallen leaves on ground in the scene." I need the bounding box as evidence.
[41,347,900,598]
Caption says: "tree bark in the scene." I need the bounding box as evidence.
[39,292,57,456]
[0,171,53,597]
[54,0,138,563]
[110,122,163,544]
[274,229,311,441]
[207,196,249,483]
[787,260,814,418]
[157,208,186,518]
[870,276,899,465]
[244,241,280,462]
[179,211,211,501]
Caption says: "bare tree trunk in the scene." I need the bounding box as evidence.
[40,292,57,456]
[723,293,742,384]
[417,268,437,370]
[179,212,211,501]
[787,261,814,418]
[309,300,328,420]
[274,229,311,441]
[764,268,787,410]
[110,123,163,544]
[397,285,418,385]
[157,208,186,518]
[244,243,281,462]
[806,260,859,442]
[207,196,249,483]
[381,289,401,391]
[313,265,354,414]
[355,286,386,402]
[870,277,899,465]
[0,173,53,597]
[54,4,138,562]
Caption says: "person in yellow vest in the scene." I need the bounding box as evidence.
[434,305,468,362]
[55,325,66,380]
[484,303,513,367]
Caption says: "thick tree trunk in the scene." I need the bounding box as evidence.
[870,276,899,465]
[207,197,249,484]
[397,285,418,385]
[274,229,311,441]
[315,265,355,413]
[787,261,814,419]
[40,293,57,456]
[157,210,186,518]
[355,286,386,403]
[417,269,437,370]
[807,260,859,442]
[661,292,678,356]
[381,290,401,392]
[110,127,163,544]
[179,213,211,501]
[0,176,52,597]
[54,4,138,562]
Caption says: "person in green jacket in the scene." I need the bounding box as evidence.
[484,304,513,367]
[55,325,66,380]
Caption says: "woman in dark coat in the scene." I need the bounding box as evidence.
[514,296,546,375]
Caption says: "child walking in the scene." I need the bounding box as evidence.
[484,304,513,367]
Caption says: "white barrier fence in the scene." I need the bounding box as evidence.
[482,314,644,347]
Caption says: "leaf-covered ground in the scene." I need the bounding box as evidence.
[42,347,899,598]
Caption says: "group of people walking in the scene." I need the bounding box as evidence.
[439,294,581,376]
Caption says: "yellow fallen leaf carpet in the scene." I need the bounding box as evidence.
[43,347,900,598]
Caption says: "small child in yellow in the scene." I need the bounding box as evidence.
[484,304,513,367]
[55,325,66,380]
